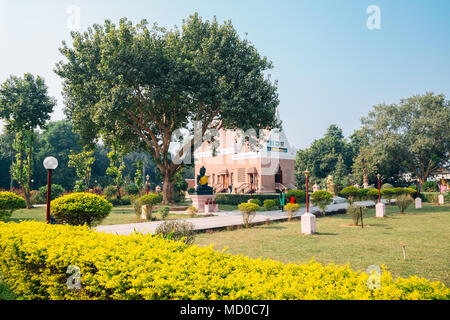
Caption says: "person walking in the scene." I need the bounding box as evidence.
[290,195,295,204]
[279,190,286,211]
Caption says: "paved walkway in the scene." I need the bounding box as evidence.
[95,199,384,236]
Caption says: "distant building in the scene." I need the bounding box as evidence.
[194,110,297,194]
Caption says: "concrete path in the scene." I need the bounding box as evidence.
[95,199,384,236]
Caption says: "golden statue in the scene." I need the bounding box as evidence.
[326,175,336,196]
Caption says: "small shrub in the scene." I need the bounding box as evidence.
[50,192,112,226]
[138,193,163,220]
[238,202,259,227]
[347,204,366,226]
[155,220,195,245]
[310,190,333,216]
[187,206,198,218]
[422,181,439,192]
[157,205,170,220]
[249,198,261,206]
[340,186,360,204]
[359,188,370,200]
[263,199,277,211]
[125,184,140,196]
[396,194,413,213]
[0,191,26,221]
[187,188,196,195]
[284,203,300,221]
[37,184,65,201]
[104,185,118,198]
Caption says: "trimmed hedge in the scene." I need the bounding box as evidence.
[0,192,26,221]
[285,190,306,203]
[215,194,279,206]
[51,192,112,227]
[0,221,448,300]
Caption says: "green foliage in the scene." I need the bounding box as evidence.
[367,189,380,201]
[50,192,112,226]
[311,190,333,216]
[359,188,370,200]
[104,185,118,198]
[396,194,414,213]
[187,206,198,218]
[347,204,366,226]
[0,191,26,221]
[263,199,278,211]
[56,14,279,204]
[340,186,360,203]
[2,221,448,300]
[155,220,196,245]
[284,203,300,221]
[187,188,196,195]
[215,194,278,206]
[108,196,132,207]
[249,199,261,206]
[68,149,95,192]
[381,183,394,190]
[157,205,170,220]
[422,181,439,192]
[238,202,259,227]
[295,125,354,189]
[138,193,163,207]
[134,160,144,191]
[285,190,306,203]
[125,184,139,196]
[37,184,65,201]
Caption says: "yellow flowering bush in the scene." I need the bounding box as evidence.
[0,221,448,300]
[0,191,26,221]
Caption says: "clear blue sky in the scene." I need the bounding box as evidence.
[0,0,449,149]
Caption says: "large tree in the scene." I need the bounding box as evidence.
[0,74,55,207]
[357,92,450,184]
[55,14,279,203]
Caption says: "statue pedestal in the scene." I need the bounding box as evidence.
[191,195,218,213]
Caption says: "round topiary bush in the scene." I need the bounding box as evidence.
[284,203,300,221]
[238,202,259,227]
[50,192,112,226]
[263,199,277,211]
[367,189,381,201]
[138,193,163,220]
[310,190,333,216]
[0,191,26,221]
[249,198,261,206]
[340,186,360,204]
[381,183,394,190]
[187,206,198,218]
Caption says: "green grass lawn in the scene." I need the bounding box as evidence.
[7,205,198,226]
[196,203,450,286]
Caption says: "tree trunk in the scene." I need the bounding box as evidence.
[162,173,174,205]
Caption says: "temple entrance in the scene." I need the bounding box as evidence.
[275,166,283,184]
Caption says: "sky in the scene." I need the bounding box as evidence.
[0,0,449,149]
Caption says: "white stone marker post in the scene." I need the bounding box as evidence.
[415,197,422,209]
[438,194,445,205]
[375,174,385,218]
[301,170,316,234]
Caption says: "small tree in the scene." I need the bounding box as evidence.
[157,205,170,220]
[68,149,95,192]
[238,202,259,228]
[134,160,144,191]
[396,194,413,213]
[311,190,333,216]
[138,193,163,220]
[284,203,300,222]
[187,206,198,218]
[347,204,366,226]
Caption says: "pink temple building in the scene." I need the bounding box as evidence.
[194,111,297,194]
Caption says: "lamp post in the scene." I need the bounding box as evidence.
[375,173,385,218]
[146,174,150,194]
[377,174,381,203]
[31,179,34,191]
[305,170,310,213]
[43,157,58,224]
